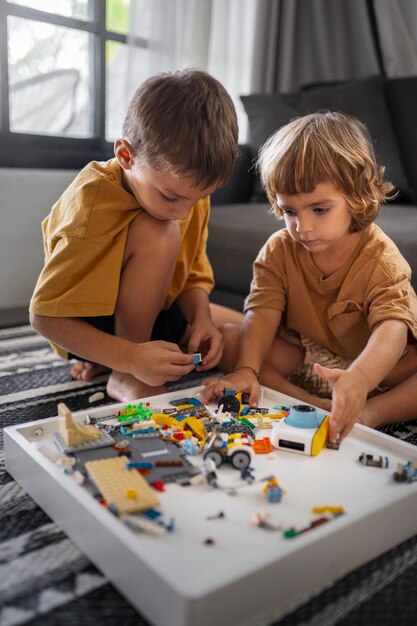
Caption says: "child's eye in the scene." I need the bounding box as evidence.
[313,207,329,215]
[282,209,296,217]
[160,192,178,203]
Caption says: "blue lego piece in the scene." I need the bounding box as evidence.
[266,485,283,503]
[188,397,203,406]
[182,438,199,456]
[142,508,162,520]
[125,461,154,470]
[117,450,132,458]
[120,425,159,437]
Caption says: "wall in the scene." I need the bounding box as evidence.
[0,168,77,311]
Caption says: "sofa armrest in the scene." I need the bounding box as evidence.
[211,144,254,205]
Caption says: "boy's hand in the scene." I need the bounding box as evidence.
[187,321,224,371]
[132,341,195,386]
[313,363,369,442]
[202,370,260,406]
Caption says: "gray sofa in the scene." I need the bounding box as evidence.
[208,76,417,311]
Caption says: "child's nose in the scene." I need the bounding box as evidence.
[296,215,312,235]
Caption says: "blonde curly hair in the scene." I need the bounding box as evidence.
[258,111,396,231]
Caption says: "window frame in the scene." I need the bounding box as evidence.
[0,0,142,169]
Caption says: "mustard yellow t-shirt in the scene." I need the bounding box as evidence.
[245,224,417,360]
[30,159,214,351]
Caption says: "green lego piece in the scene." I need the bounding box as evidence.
[283,528,300,539]
[117,403,153,423]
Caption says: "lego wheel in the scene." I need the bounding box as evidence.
[218,394,241,414]
[204,450,223,468]
[231,450,251,469]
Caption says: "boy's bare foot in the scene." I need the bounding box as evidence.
[70,360,110,381]
[106,371,167,402]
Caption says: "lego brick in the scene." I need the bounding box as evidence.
[85,456,160,514]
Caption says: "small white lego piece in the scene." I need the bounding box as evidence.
[88,391,105,403]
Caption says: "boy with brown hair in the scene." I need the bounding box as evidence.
[30,69,242,401]
[203,112,417,441]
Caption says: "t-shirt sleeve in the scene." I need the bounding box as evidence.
[30,235,126,316]
[365,255,417,341]
[30,160,141,318]
[244,233,288,313]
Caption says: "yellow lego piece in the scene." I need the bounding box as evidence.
[152,413,177,428]
[85,456,160,515]
[181,417,206,442]
[312,505,345,515]
[176,404,194,412]
[311,415,330,456]
[262,477,279,494]
[125,488,138,499]
[58,402,101,447]
[266,411,288,420]
[228,433,243,440]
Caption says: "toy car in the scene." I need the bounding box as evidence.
[358,453,389,468]
[203,430,253,469]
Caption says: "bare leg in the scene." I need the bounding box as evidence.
[107,212,181,401]
[359,372,417,428]
[178,302,244,352]
[359,345,417,428]
[217,323,332,411]
[209,303,244,327]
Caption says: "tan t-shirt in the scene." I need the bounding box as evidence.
[30,159,214,351]
[245,224,417,360]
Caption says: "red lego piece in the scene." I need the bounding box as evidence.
[152,480,166,492]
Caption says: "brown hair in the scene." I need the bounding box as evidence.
[122,69,238,188]
[258,111,396,231]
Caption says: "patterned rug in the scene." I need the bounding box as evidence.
[1,325,417,626]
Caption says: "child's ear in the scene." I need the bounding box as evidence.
[114,139,134,170]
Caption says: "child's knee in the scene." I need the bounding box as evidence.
[125,212,181,262]
[219,323,240,347]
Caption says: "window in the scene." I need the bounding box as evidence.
[0,0,146,169]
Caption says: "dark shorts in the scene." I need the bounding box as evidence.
[68,303,187,361]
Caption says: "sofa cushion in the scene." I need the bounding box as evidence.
[384,77,417,202]
[375,203,417,290]
[241,76,414,202]
[207,201,417,312]
[211,144,254,205]
[207,203,279,307]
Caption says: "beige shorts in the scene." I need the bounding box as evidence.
[287,335,352,398]
[282,332,392,398]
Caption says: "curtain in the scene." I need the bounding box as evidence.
[125,0,260,140]
[372,0,417,76]
[123,0,397,138]
[251,0,381,94]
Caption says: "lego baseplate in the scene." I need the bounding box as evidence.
[5,386,417,626]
